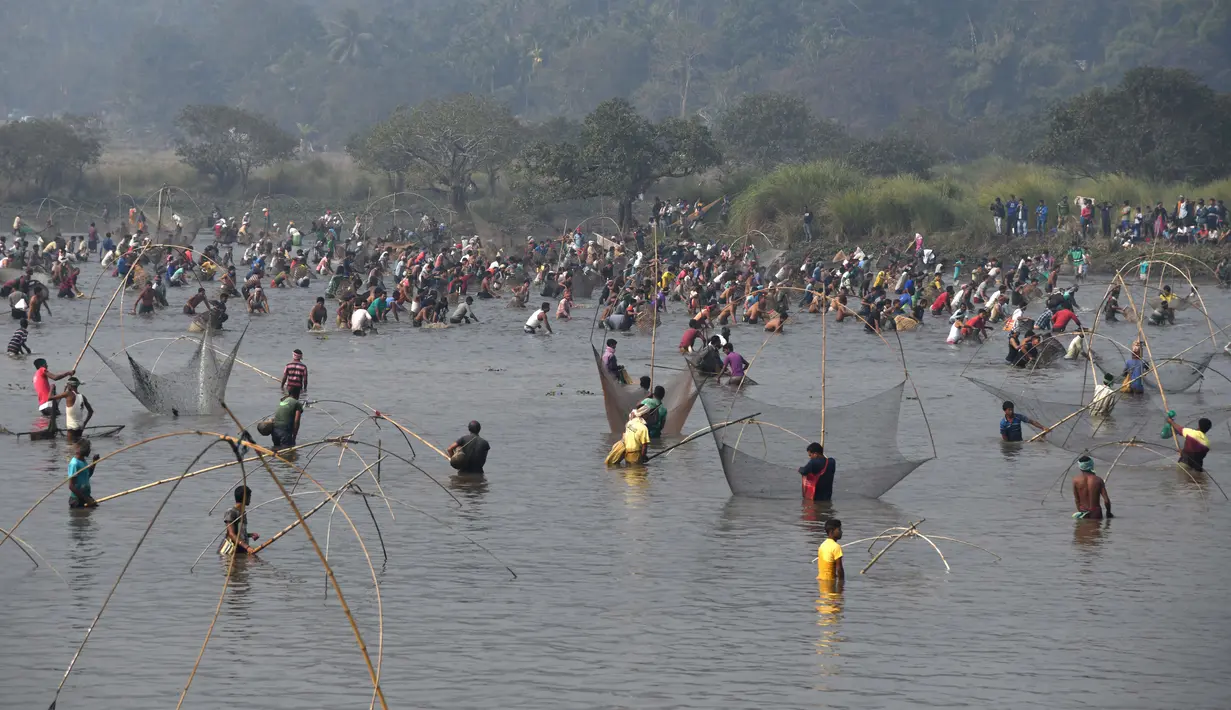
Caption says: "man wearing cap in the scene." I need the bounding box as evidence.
[447,421,490,475]
[48,376,94,443]
[281,349,308,397]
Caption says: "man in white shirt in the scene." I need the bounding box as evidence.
[351,305,374,335]
[1089,372,1118,417]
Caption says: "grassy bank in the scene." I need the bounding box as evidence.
[729,157,1231,249]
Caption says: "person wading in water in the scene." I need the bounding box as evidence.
[799,442,836,501]
[220,485,259,555]
[1071,456,1112,519]
[447,420,491,476]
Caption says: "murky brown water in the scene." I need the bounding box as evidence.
[2,244,1230,709]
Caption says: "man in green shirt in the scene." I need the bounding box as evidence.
[1069,246,1086,281]
[639,385,668,439]
[272,386,304,449]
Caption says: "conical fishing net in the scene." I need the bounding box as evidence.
[964,375,1231,467]
[93,325,247,416]
[691,372,930,499]
[571,267,600,300]
[1090,348,1216,393]
[592,344,697,436]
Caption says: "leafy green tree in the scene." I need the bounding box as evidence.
[1031,67,1231,182]
[716,92,847,169]
[173,105,297,193]
[846,133,937,178]
[0,117,103,195]
[348,94,520,212]
[516,98,722,229]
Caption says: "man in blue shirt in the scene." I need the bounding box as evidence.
[68,439,99,508]
[1000,400,1045,442]
[1123,355,1147,394]
[1036,200,1048,234]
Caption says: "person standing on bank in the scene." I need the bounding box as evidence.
[280,348,308,397]
[447,420,491,475]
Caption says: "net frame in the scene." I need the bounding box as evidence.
[94,325,247,416]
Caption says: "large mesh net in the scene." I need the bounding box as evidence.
[690,372,930,499]
[1090,348,1217,393]
[965,375,1231,467]
[93,325,247,416]
[592,345,697,436]
[571,267,601,300]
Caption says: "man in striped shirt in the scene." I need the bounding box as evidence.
[7,318,30,356]
[280,349,308,398]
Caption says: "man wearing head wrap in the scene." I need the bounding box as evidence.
[1072,456,1112,519]
[1089,373,1118,417]
[622,407,652,464]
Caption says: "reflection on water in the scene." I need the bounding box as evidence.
[814,579,845,683]
[3,262,1231,709]
[1073,518,1108,548]
[617,465,649,506]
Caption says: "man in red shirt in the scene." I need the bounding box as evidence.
[1051,308,1081,333]
[32,357,75,428]
[930,286,953,315]
[678,319,702,353]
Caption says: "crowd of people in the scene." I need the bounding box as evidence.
[988,194,1230,245]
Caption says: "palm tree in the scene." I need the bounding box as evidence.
[326,9,375,65]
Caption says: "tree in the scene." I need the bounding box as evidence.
[1031,67,1231,182]
[716,92,847,169]
[348,94,520,212]
[326,9,377,65]
[516,98,723,229]
[846,133,937,178]
[173,105,297,193]
[0,117,103,195]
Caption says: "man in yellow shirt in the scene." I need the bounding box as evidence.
[817,518,844,581]
[621,407,651,464]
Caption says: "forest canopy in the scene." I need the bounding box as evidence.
[3,0,1230,149]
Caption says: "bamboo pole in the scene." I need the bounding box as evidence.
[861,520,922,575]
[365,408,448,459]
[642,413,760,462]
[1115,273,1180,453]
[820,301,827,446]
[649,219,660,386]
[250,462,380,554]
[47,436,233,710]
[215,407,388,710]
[95,439,326,504]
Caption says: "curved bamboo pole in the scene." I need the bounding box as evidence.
[215,406,388,710]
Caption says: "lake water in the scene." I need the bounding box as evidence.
[2,246,1229,709]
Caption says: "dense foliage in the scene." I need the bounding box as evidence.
[173,106,298,193]
[0,117,103,196]
[3,0,1230,145]
[516,99,722,228]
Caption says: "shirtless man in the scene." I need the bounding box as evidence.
[307,296,328,330]
[1072,456,1112,519]
[132,282,157,315]
[183,287,208,314]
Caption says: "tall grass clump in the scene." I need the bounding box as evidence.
[729,160,866,235]
[828,176,961,238]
